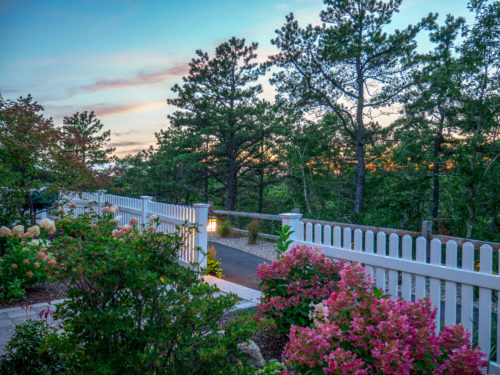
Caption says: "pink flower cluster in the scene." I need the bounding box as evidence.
[257,245,343,331]
[282,262,488,375]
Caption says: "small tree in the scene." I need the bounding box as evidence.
[59,111,115,192]
[271,0,434,217]
[0,95,60,225]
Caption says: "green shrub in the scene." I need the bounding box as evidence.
[0,319,65,374]
[48,211,263,374]
[218,219,232,238]
[0,225,57,302]
[207,245,223,278]
[247,219,260,245]
[254,360,286,374]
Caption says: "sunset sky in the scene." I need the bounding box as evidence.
[0,0,474,156]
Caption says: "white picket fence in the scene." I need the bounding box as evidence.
[280,213,500,374]
[61,192,209,269]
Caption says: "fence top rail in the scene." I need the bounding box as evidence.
[213,209,281,222]
[301,218,500,251]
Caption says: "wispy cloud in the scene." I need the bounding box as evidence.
[107,140,145,148]
[71,64,188,95]
[94,100,166,117]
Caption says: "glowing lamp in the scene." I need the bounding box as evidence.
[207,216,217,233]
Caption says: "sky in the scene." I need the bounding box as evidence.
[0,0,476,156]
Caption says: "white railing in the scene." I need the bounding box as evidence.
[281,213,500,374]
[61,192,208,269]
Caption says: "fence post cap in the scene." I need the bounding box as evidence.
[140,196,154,200]
[193,203,210,208]
[279,213,303,220]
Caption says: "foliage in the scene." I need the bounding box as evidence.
[270,0,433,215]
[58,111,115,192]
[0,223,57,302]
[0,319,65,375]
[275,224,293,259]
[207,245,223,278]
[48,210,263,374]
[167,37,279,210]
[282,262,488,374]
[0,96,113,226]
[257,245,343,333]
[218,219,233,238]
[254,360,287,374]
[247,219,260,245]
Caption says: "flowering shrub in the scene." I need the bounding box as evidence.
[47,210,265,374]
[282,262,488,375]
[257,245,343,333]
[0,223,57,301]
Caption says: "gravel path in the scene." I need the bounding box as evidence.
[208,234,278,262]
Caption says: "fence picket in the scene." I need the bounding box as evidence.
[478,245,492,360]
[461,242,474,338]
[314,223,322,245]
[333,226,341,247]
[343,227,352,249]
[323,225,332,247]
[297,221,304,242]
[353,229,362,251]
[305,222,313,243]
[376,232,386,290]
[364,230,374,278]
[415,237,426,300]
[444,241,457,326]
[388,234,399,298]
[401,235,412,301]
[430,239,442,332]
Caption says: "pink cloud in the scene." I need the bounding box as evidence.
[74,64,189,94]
[94,100,166,117]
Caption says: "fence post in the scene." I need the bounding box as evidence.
[279,212,302,251]
[140,196,153,224]
[97,190,105,214]
[194,203,210,270]
[422,220,433,239]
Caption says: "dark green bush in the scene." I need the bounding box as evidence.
[217,219,232,238]
[48,211,262,374]
[0,319,65,374]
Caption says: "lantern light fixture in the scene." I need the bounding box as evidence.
[207,216,217,233]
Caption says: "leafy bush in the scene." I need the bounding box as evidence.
[257,245,343,333]
[254,360,287,374]
[247,219,260,245]
[282,262,488,375]
[48,210,263,374]
[0,223,57,302]
[275,224,293,258]
[0,319,65,374]
[218,219,232,238]
[207,245,223,278]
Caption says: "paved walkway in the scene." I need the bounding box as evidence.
[0,276,262,356]
[209,241,271,290]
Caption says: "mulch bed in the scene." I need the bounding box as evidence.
[0,282,67,309]
[252,328,288,362]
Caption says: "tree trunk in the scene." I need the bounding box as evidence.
[258,169,264,213]
[354,62,365,215]
[226,155,237,211]
[432,125,443,221]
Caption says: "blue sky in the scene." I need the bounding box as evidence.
[0,0,475,156]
